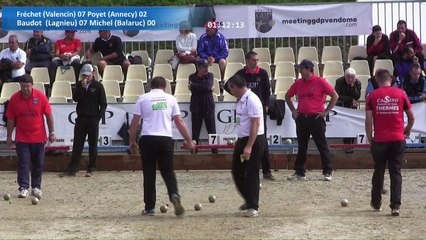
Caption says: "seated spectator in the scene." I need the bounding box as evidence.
[86,30,130,76]
[366,25,391,76]
[197,21,228,78]
[394,45,419,86]
[334,68,362,153]
[51,30,82,84]
[401,63,426,103]
[171,20,197,70]
[390,20,424,70]
[335,68,362,109]
[366,68,398,97]
[24,30,52,74]
[0,35,26,84]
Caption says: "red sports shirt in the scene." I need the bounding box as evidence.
[6,89,52,143]
[366,86,412,142]
[55,38,82,55]
[287,74,334,114]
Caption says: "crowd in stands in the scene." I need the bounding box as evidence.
[0,19,424,105]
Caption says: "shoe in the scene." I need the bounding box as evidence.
[31,188,42,198]
[391,209,400,216]
[323,173,332,181]
[171,193,185,216]
[370,202,382,212]
[85,172,93,177]
[18,188,29,198]
[263,173,276,180]
[239,203,247,211]
[244,208,259,218]
[287,173,306,181]
[59,171,76,178]
[141,209,155,216]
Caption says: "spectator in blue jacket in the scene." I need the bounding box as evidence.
[24,30,52,74]
[197,21,229,79]
[402,63,426,103]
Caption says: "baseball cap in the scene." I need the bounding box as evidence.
[80,64,94,76]
[65,30,77,33]
[297,59,315,69]
[196,58,209,67]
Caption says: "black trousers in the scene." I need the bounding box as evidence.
[191,111,217,153]
[370,141,405,209]
[139,136,178,210]
[294,115,332,175]
[67,116,100,173]
[261,112,271,175]
[232,135,265,210]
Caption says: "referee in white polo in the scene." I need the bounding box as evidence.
[226,75,266,218]
[129,76,195,217]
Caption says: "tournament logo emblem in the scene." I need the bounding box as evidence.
[255,9,274,34]
[33,98,39,104]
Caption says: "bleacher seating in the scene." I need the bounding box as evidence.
[350,60,371,77]
[373,59,394,75]
[274,77,294,95]
[49,96,68,103]
[103,65,124,83]
[297,46,319,64]
[174,79,190,95]
[227,48,246,65]
[152,64,174,82]
[55,66,76,84]
[102,80,121,99]
[321,46,343,64]
[274,47,295,65]
[176,63,196,81]
[30,67,50,85]
[0,82,20,103]
[123,80,145,97]
[155,49,174,64]
[51,81,72,100]
[126,64,148,83]
[130,50,152,67]
[323,61,344,77]
[347,46,367,63]
[223,62,244,82]
[274,61,296,79]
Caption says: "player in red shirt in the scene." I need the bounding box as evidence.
[285,59,339,181]
[5,74,56,198]
[365,68,415,216]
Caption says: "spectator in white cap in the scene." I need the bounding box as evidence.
[59,63,107,178]
[334,67,362,153]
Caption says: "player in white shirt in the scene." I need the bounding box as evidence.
[226,75,266,218]
[129,76,195,217]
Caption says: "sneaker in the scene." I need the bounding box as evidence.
[287,173,306,181]
[239,203,247,211]
[141,209,155,216]
[18,188,29,198]
[244,208,259,218]
[323,173,332,181]
[171,193,185,216]
[391,209,400,216]
[370,202,382,212]
[58,171,76,178]
[85,172,93,177]
[32,188,42,199]
[263,173,276,180]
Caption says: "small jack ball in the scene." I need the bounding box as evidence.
[194,203,202,211]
